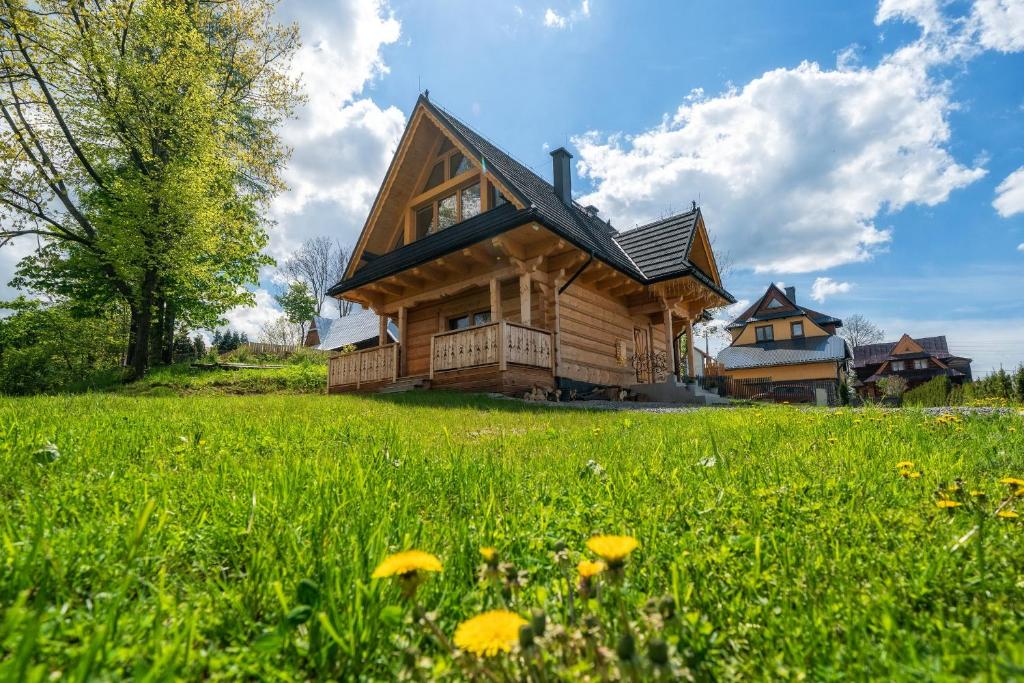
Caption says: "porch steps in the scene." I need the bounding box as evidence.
[376,375,431,394]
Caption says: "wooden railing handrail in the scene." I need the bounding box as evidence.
[502,321,553,336]
[430,320,501,341]
[329,342,397,359]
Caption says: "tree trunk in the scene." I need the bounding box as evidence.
[162,302,175,364]
[129,270,157,379]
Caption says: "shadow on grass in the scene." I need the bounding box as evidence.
[364,389,605,414]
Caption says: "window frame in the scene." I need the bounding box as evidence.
[913,358,929,370]
[755,324,775,342]
[447,309,492,331]
[790,321,805,338]
[890,360,905,372]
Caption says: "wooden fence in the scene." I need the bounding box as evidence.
[695,375,839,405]
[328,344,398,389]
[430,321,553,378]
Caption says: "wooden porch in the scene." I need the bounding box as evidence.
[327,320,554,394]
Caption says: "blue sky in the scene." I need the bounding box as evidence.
[3,0,1023,371]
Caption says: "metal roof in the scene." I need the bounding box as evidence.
[852,336,953,368]
[717,335,851,370]
[726,283,842,330]
[312,309,396,351]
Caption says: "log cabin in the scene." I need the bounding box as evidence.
[323,95,734,396]
[852,334,972,397]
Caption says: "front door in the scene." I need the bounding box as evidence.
[633,327,652,383]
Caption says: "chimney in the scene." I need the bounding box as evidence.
[550,147,572,204]
[785,286,796,303]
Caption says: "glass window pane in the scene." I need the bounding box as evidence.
[438,194,457,230]
[416,205,434,238]
[448,315,469,330]
[424,162,444,191]
[474,311,491,325]
[449,152,472,177]
[461,183,481,220]
[492,185,508,207]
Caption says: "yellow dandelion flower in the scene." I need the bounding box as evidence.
[970,490,986,497]
[895,461,914,470]
[371,550,442,579]
[577,559,607,578]
[453,610,527,657]
[901,470,921,479]
[999,477,1024,487]
[587,535,639,563]
[996,510,1019,519]
[479,547,497,562]
[935,500,961,509]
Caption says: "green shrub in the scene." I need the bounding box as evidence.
[904,376,951,407]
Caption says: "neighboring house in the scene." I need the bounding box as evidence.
[852,334,972,396]
[304,308,398,352]
[322,94,734,395]
[716,283,851,388]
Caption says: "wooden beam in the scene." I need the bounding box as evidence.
[398,306,407,376]
[379,314,388,347]
[686,316,696,377]
[491,235,528,261]
[520,272,532,326]
[663,305,675,381]
[490,277,502,320]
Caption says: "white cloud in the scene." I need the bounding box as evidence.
[1018,242,1024,252]
[542,2,591,29]
[576,49,985,273]
[993,166,1024,217]
[971,0,1024,52]
[810,277,853,302]
[876,0,947,35]
[223,289,282,339]
[543,9,568,28]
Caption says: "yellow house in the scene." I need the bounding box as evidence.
[717,284,851,389]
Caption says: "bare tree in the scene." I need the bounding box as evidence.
[282,237,352,317]
[258,315,301,347]
[840,314,886,349]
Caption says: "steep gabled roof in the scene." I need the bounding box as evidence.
[328,96,734,303]
[852,335,963,368]
[727,283,842,330]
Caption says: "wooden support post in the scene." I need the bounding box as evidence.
[553,276,563,379]
[379,314,388,347]
[397,305,407,377]
[489,277,502,321]
[663,306,674,383]
[519,272,531,326]
[686,317,696,378]
[498,321,507,371]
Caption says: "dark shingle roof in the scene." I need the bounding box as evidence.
[615,211,698,280]
[727,284,842,330]
[853,336,954,368]
[328,96,734,303]
[717,335,851,370]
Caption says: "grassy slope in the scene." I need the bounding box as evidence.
[1,393,1022,680]
[115,361,327,395]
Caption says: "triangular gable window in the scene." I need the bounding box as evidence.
[767,299,783,309]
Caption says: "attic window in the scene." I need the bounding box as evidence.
[449,152,472,178]
[767,299,783,309]
[423,162,445,191]
[490,184,508,207]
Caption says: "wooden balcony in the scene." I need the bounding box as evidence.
[430,321,554,377]
[328,343,399,391]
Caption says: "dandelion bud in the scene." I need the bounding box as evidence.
[530,609,547,638]
[647,637,669,666]
[519,624,535,649]
[616,631,635,662]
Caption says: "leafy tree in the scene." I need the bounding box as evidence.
[282,237,352,317]
[275,282,317,341]
[840,314,885,349]
[0,0,300,378]
[0,297,126,394]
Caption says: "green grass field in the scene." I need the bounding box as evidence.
[1,393,1023,680]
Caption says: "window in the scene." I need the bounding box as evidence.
[448,310,491,330]
[491,184,508,207]
[914,359,929,370]
[767,299,783,309]
[755,325,774,342]
[437,194,457,230]
[423,161,445,191]
[449,152,472,178]
[791,321,804,337]
[890,360,905,371]
[415,205,434,239]
[461,183,481,220]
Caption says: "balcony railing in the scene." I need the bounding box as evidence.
[328,343,399,389]
[430,321,554,377]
